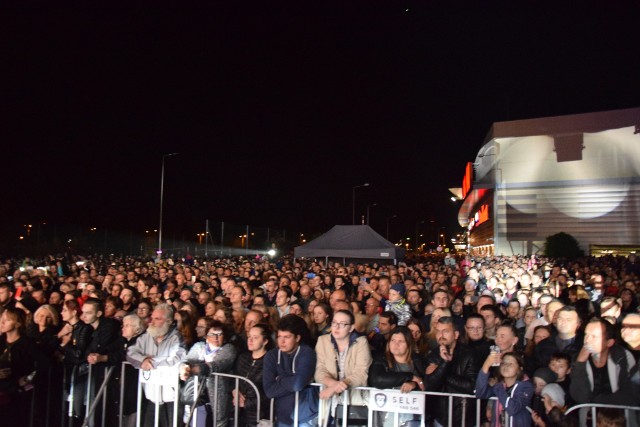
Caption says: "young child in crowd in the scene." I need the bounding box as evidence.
[549,353,573,407]
[596,408,626,427]
[532,367,558,421]
[532,383,572,427]
[384,283,411,326]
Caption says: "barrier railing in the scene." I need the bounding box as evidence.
[48,361,640,427]
[565,403,640,427]
[317,385,478,427]
[82,365,115,427]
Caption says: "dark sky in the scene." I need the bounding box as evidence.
[3,3,639,244]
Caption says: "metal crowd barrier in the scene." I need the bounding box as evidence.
[565,403,640,427]
[55,362,640,427]
[314,385,479,427]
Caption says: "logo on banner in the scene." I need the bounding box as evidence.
[369,390,425,414]
[139,366,179,387]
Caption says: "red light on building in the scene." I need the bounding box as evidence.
[461,162,473,199]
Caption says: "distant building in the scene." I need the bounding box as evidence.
[457,108,640,257]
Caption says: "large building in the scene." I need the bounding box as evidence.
[457,108,640,256]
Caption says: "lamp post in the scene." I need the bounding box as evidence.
[366,202,377,225]
[386,214,397,240]
[158,153,179,260]
[439,227,447,247]
[415,220,425,252]
[352,183,369,225]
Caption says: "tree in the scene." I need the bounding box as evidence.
[544,232,583,258]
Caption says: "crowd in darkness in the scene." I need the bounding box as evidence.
[0,252,639,427]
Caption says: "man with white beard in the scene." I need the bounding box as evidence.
[127,303,186,427]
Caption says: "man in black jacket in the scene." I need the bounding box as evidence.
[529,305,583,375]
[81,298,122,427]
[425,316,479,427]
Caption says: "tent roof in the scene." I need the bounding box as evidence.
[294,225,404,261]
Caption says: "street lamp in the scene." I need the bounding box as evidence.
[352,183,370,225]
[158,153,179,260]
[439,227,447,246]
[366,202,377,225]
[386,214,397,240]
[415,220,425,252]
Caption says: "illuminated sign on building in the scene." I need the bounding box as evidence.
[461,162,473,199]
[468,204,489,231]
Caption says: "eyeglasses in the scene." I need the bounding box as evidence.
[207,331,223,337]
[621,324,640,329]
[331,322,352,329]
[465,326,484,331]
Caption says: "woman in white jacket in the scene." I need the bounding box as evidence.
[315,309,372,427]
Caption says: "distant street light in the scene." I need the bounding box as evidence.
[158,153,179,260]
[415,220,425,251]
[352,183,370,225]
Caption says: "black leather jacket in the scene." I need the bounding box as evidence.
[425,342,479,427]
[60,321,93,366]
[368,354,426,389]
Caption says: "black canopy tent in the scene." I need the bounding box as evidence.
[293,225,405,265]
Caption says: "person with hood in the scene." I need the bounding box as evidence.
[315,309,372,427]
[263,314,318,427]
[384,283,411,326]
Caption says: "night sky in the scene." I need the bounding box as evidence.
[3,3,639,247]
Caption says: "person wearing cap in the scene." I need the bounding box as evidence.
[385,283,411,326]
[532,367,557,416]
[531,383,567,427]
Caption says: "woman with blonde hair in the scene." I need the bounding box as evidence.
[31,304,62,358]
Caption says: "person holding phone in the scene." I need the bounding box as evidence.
[476,351,534,427]
[425,316,479,426]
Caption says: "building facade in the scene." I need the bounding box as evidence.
[458,108,640,256]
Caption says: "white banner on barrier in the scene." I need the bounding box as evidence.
[138,366,179,386]
[369,390,425,415]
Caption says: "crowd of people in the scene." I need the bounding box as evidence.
[0,251,639,427]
